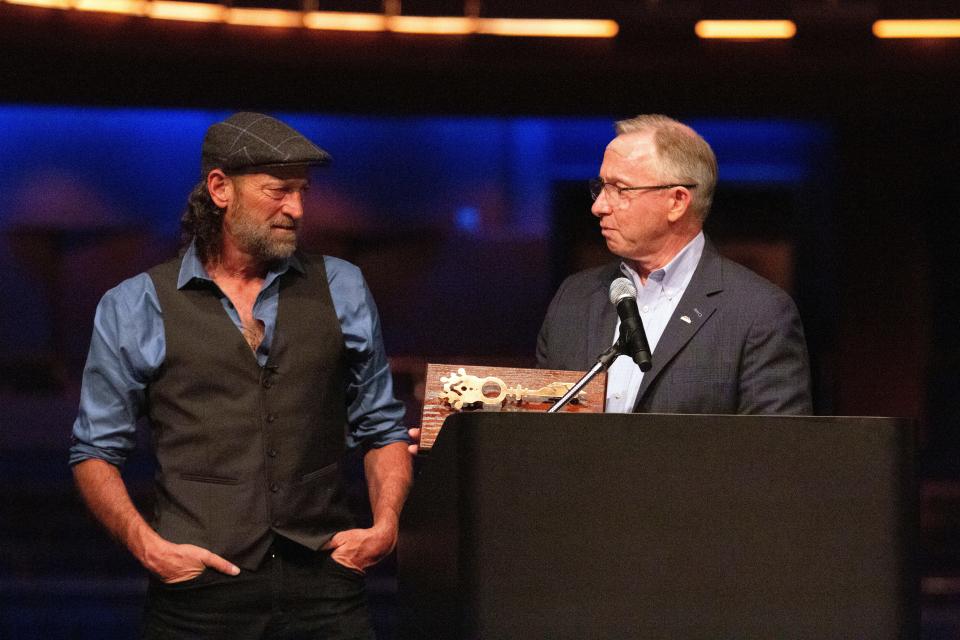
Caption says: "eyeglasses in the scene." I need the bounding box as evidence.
[589,178,697,203]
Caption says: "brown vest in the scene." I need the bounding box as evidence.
[146,252,353,569]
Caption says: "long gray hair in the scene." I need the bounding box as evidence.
[179,180,224,261]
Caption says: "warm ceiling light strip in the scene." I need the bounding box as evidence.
[695,20,796,39]
[73,0,145,14]
[5,0,71,7]
[303,11,386,32]
[388,15,475,35]
[478,18,619,38]
[226,7,302,28]
[873,19,960,38]
[2,0,620,39]
[147,1,224,22]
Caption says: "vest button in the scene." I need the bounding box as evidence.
[270,483,279,493]
[268,449,278,458]
[263,378,273,389]
[266,413,277,423]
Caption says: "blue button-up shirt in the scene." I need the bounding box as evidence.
[70,242,407,466]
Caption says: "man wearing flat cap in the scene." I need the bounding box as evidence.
[70,112,411,639]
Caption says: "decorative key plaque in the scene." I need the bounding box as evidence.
[418,363,606,451]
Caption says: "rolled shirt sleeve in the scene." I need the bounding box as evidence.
[325,257,409,450]
[69,274,164,467]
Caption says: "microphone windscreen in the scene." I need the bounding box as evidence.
[609,277,637,305]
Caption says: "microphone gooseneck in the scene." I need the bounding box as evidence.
[546,276,655,413]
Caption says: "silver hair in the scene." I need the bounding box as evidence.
[614,114,718,221]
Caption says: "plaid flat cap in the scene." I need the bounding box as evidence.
[200,112,331,177]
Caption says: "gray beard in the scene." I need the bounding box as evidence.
[229,207,298,262]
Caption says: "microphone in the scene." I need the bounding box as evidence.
[609,277,652,372]
[546,276,652,414]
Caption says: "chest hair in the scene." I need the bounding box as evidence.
[213,277,265,354]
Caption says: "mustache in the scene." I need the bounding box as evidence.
[270,215,300,231]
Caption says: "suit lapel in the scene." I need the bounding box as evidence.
[633,241,724,409]
[587,264,621,362]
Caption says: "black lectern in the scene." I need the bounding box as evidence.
[398,413,917,639]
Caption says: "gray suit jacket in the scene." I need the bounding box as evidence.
[536,239,813,414]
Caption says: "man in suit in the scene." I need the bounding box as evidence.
[536,114,812,414]
[404,114,810,453]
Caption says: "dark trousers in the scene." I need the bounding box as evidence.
[143,537,375,640]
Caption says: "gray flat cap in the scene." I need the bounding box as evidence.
[201,112,331,177]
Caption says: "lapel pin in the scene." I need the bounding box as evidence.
[693,308,703,317]
[680,315,691,324]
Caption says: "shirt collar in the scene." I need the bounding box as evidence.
[620,231,705,296]
[177,239,305,290]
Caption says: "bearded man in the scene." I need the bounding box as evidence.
[70,112,411,639]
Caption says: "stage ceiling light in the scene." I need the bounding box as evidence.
[6,0,70,8]
[695,20,797,40]
[0,0,618,39]
[873,19,960,39]
[388,15,475,35]
[73,0,145,13]
[8,2,960,45]
[147,1,224,22]
[303,11,386,32]
[226,7,302,28]
[478,18,619,38]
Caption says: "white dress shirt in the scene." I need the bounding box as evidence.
[605,232,705,413]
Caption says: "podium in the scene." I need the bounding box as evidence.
[398,413,917,639]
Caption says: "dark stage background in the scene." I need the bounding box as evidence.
[1,1,959,637]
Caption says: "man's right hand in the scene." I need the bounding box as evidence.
[142,537,240,584]
[72,459,240,584]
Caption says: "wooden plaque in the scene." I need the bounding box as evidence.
[418,363,606,451]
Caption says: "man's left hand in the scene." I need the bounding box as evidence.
[323,524,397,573]
[407,427,421,456]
